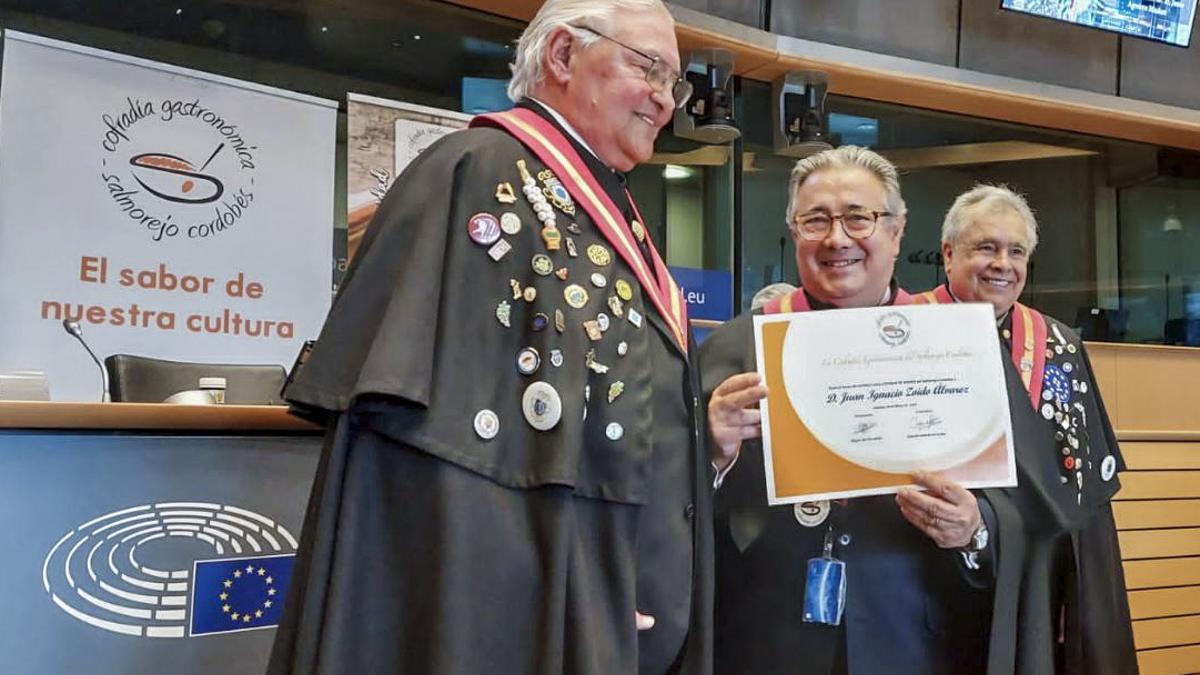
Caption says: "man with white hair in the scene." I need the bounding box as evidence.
[913,184,1137,675]
[267,1,712,673]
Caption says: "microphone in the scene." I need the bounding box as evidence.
[62,319,111,402]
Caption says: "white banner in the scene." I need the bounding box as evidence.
[0,31,337,401]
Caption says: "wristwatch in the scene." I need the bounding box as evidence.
[959,521,989,570]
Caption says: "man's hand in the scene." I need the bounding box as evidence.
[708,372,768,471]
[895,471,981,549]
[636,611,655,631]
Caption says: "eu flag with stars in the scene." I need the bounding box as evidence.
[190,554,295,636]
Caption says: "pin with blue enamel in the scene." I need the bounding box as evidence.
[531,313,549,332]
[522,381,562,431]
[628,307,643,328]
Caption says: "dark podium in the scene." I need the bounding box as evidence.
[0,402,322,675]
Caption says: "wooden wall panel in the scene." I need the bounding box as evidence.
[1122,443,1200,470]
[1117,472,1200,501]
[1086,343,1200,432]
[1138,644,1200,675]
[1115,501,1200,530]
[1119,529,1200,560]
[1124,558,1200,590]
[1133,615,1200,650]
[1128,586,1200,620]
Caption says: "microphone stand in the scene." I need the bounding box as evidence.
[62,320,110,402]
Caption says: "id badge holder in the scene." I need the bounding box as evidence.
[802,527,846,626]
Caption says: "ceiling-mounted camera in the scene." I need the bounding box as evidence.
[673,48,740,145]
[772,71,833,158]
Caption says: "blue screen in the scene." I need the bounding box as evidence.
[1001,0,1197,47]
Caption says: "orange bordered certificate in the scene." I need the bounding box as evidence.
[753,302,1017,505]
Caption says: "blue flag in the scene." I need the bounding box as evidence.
[189,554,295,636]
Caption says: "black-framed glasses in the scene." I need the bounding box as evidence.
[792,208,893,241]
[573,25,693,109]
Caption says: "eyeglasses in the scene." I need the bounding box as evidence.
[573,25,693,109]
[792,208,893,241]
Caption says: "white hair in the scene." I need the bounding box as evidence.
[785,146,907,227]
[507,0,671,102]
[941,184,1039,253]
[751,282,797,310]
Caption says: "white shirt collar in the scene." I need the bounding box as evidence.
[527,97,601,162]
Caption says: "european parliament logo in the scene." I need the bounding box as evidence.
[42,502,298,639]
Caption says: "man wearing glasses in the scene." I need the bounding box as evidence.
[268,1,712,674]
[699,146,992,674]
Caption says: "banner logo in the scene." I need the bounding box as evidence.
[41,502,297,639]
[99,97,257,241]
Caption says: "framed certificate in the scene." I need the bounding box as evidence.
[753,303,1017,504]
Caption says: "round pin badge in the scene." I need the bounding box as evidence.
[564,284,589,309]
[615,279,633,302]
[793,500,831,527]
[516,347,541,375]
[1080,381,1089,394]
[1062,362,1074,374]
[500,212,522,235]
[522,381,563,431]
[532,254,554,276]
[1067,343,1077,354]
[467,213,502,246]
[597,313,611,332]
[1041,403,1054,420]
[1100,455,1116,481]
[473,409,500,440]
[617,341,629,357]
[605,422,624,441]
[587,244,612,266]
[590,272,608,288]
[531,313,549,332]
[523,286,537,303]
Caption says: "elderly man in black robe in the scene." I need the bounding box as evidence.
[914,184,1137,675]
[266,1,714,673]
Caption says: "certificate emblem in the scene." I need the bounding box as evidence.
[876,311,911,347]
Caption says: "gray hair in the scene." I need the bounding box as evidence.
[507,0,671,102]
[751,282,797,310]
[785,146,907,227]
[941,184,1039,253]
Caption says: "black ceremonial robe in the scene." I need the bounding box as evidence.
[267,101,712,675]
[698,287,992,675]
[913,286,1137,675]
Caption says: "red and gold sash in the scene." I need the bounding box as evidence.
[763,287,913,314]
[472,108,689,354]
[912,284,1046,408]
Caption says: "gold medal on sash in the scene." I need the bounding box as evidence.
[631,220,646,243]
